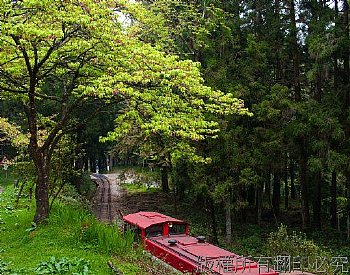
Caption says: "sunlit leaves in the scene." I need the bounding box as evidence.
[0,117,29,149]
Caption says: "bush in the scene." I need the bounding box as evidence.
[266,225,335,273]
[267,225,322,257]
[35,257,90,275]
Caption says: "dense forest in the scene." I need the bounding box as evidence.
[0,0,350,245]
[114,0,350,242]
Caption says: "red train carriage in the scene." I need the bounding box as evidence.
[123,211,278,275]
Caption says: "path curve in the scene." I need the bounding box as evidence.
[91,173,124,224]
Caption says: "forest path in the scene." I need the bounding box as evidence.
[91,173,125,224]
[91,171,171,223]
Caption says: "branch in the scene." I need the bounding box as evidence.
[34,92,63,102]
[36,27,81,71]
[0,55,22,67]
[47,102,109,158]
[0,68,29,89]
[49,180,66,211]
[31,41,38,69]
[11,35,33,77]
[42,94,87,154]
[0,85,27,94]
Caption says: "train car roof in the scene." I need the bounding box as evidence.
[148,235,278,275]
[123,211,187,229]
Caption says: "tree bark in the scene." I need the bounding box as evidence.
[330,170,337,228]
[312,171,322,228]
[256,182,263,225]
[289,0,301,101]
[290,159,296,199]
[272,172,281,217]
[345,171,350,240]
[264,171,271,204]
[284,158,289,210]
[343,0,350,106]
[161,166,170,192]
[225,202,232,243]
[33,153,50,224]
[15,180,26,208]
[208,197,218,244]
[300,140,310,228]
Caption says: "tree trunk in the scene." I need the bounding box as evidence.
[15,180,27,208]
[289,0,301,101]
[264,171,271,204]
[346,171,350,240]
[256,182,263,225]
[329,2,339,229]
[341,0,350,240]
[272,172,281,217]
[330,170,337,228]
[208,197,218,244]
[312,171,322,228]
[33,156,50,224]
[300,140,310,228]
[161,166,170,192]
[343,0,350,106]
[290,160,296,199]
[225,202,232,243]
[284,157,289,210]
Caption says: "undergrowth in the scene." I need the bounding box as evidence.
[0,173,145,274]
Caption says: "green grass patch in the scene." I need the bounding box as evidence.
[0,168,16,188]
[0,183,144,275]
[116,167,160,194]
[122,183,159,194]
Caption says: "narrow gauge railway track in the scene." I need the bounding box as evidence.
[92,174,114,224]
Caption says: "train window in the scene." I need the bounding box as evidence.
[169,223,186,235]
[145,225,163,237]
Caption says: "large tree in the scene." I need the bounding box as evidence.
[0,0,248,223]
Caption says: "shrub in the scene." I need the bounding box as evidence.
[35,257,89,275]
[267,225,322,257]
[266,225,335,273]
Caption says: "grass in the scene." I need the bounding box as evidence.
[123,183,159,194]
[0,169,181,275]
[114,167,161,194]
[0,170,154,275]
[0,167,16,188]
[0,191,123,274]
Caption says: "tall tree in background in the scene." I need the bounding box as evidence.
[0,0,249,223]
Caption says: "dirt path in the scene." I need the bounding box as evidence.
[91,172,174,224]
[91,173,125,224]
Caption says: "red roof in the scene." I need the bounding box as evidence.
[148,235,277,275]
[123,211,186,229]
